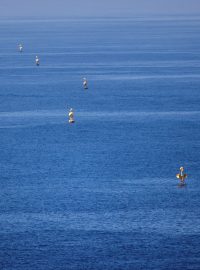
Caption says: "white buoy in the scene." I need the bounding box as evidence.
[83,77,88,89]
[19,44,23,52]
[69,108,75,123]
[35,56,40,66]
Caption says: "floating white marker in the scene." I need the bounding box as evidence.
[83,77,88,89]
[69,108,75,123]
[19,44,23,52]
[35,56,40,66]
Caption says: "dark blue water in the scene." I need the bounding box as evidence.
[0,17,200,270]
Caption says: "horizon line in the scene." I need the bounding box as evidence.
[0,13,200,21]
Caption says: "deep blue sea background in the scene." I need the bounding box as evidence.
[0,17,200,270]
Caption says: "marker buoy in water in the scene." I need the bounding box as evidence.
[69,108,75,123]
[19,44,23,52]
[35,56,40,66]
[176,166,187,184]
[83,78,88,89]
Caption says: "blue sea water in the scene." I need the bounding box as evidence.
[0,17,200,270]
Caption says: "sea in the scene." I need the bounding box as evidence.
[0,16,200,270]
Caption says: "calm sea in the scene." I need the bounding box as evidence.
[0,17,200,270]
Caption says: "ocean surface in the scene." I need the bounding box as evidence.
[0,17,200,270]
